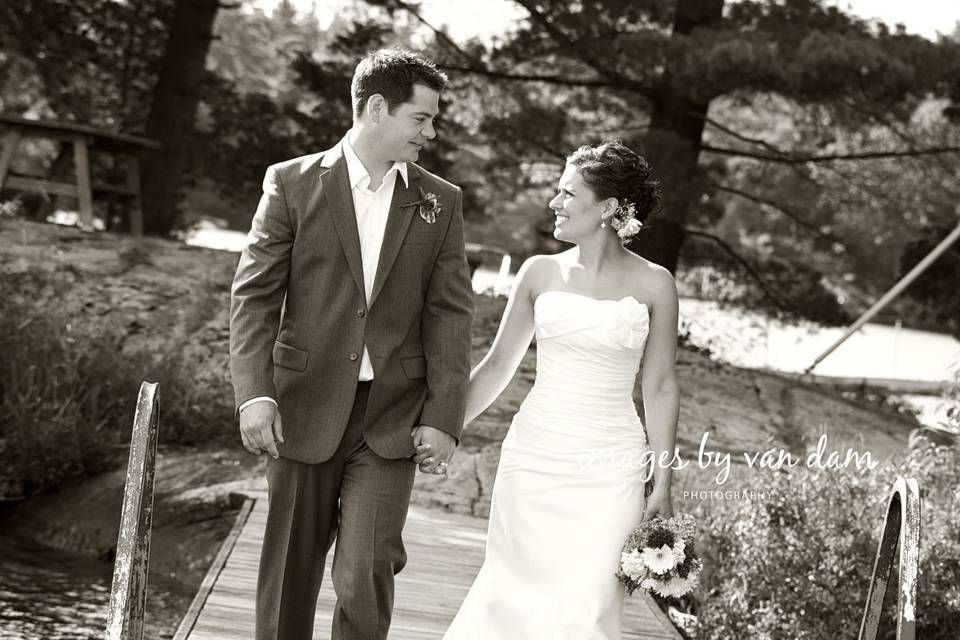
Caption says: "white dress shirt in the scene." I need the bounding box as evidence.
[342,134,409,380]
[239,136,407,414]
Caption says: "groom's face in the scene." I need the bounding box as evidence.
[375,83,440,163]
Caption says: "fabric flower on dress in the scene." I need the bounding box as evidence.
[610,298,649,350]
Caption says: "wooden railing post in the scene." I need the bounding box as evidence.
[858,476,921,640]
[105,382,160,640]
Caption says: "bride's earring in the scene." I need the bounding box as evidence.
[600,218,606,229]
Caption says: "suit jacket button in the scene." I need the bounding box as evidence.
[357,308,365,317]
[349,353,359,361]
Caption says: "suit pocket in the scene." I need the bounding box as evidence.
[273,341,308,372]
[400,355,427,379]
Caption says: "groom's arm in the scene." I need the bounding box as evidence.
[229,165,294,413]
[419,186,474,443]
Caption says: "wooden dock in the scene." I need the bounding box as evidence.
[173,493,683,639]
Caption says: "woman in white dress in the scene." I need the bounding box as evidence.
[423,141,680,639]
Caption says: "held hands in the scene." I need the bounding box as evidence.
[239,401,284,459]
[641,485,674,522]
[411,425,456,476]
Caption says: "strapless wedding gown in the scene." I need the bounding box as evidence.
[443,291,651,639]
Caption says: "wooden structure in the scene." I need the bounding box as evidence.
[105,382,160,640]
[858,476,921,640]
[172,493,683,640]
[0,115,159,234]
[103,383,924,639]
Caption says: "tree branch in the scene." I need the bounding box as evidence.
[373,0,487,66]
[684,229,798,314]
[703,116,790,159]
[709,180,841,244]
[378,0,624,91]
[839,97,960,198]
[438,63,619,88]
[511,0,656,97]
[701,144,960,163]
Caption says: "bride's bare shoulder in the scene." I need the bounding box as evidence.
[512,253,566,302]
[625,254,677,305]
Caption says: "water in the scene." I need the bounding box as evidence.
[0,524,191,640]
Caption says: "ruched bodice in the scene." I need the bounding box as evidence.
[444,290,655,640]
[509,291,650,459]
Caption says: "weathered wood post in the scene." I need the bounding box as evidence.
[858,476,920,640]
[104,382,160,640]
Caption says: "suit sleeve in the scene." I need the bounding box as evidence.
[419,186,474,442]
[229,165,294,413]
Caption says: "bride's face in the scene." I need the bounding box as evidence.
[548,165,602,244]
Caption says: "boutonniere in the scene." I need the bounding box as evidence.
[401,187,442,224]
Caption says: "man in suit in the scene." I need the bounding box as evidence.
[229,48,474,640]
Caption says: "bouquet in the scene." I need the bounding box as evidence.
[617,512,702,598]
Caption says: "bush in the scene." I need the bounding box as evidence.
[695,442,960,639]
[0,281,235,497]
[0,299,128,496]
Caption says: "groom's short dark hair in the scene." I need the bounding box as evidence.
[351,48,448,120]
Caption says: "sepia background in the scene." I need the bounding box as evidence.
[1,1,959,638]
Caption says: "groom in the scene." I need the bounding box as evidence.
[229,48,473,640]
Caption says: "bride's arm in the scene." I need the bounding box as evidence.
[462,256,543,426]
[639,266,681,501]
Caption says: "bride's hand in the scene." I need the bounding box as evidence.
[641,487,673,521]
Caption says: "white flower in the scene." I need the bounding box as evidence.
[671,540,686,565]
[620,549,647,581]
[641,577,662,592]
[617,217,642,239]
[652,574,699,599]
[641,544,677,575]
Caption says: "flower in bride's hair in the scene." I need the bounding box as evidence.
[617,218,642,239]
[641,544,677,575]
[608,201,642,244]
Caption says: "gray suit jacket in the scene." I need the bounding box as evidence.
[229,140,474,464]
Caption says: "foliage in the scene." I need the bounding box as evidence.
[897,224,960,337]
[695,444,960,639]
[0,0,173,128]
[4,0,960,329]
[0,273,234,498]
[394,0,960,325]
[0,294,125,496]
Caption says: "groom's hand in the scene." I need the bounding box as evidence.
[411,425,456,475]
[239,401,284,458]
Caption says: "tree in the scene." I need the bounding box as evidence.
[140,0,224,235]
[381,0,960,279]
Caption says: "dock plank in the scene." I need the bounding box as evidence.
[177,495,682,639]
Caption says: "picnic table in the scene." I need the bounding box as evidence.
[0,115,159,234]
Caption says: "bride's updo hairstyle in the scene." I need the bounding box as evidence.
[566,141,661,223]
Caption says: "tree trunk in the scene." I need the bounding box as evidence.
[140,0,219,235]
[632,0,724,273]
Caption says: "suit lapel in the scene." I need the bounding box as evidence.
[369,165,421,308]
[319,142,366,301]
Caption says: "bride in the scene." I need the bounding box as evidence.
[419,140,680,638]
